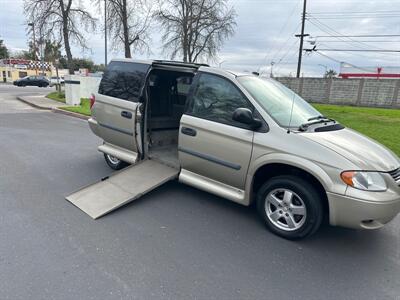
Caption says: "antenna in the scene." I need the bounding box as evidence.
[287,93,296,134]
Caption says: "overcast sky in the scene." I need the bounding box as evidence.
[1,0,399,76]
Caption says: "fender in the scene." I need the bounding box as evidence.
[244,152,337,205]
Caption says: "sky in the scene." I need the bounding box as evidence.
[1,0,400,77]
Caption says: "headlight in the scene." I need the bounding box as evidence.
[340,171,387,191]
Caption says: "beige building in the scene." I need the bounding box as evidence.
[0,59,52,83]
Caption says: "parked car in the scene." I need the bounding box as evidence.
[49,76,65,87]
[13,76,50,87]
[87,59,400,239]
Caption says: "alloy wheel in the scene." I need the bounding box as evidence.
[265,188,307,231]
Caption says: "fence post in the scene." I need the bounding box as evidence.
[391,80,400,108]
[356,79,365,106]
[299,77,304,97]
[325,78,333,104]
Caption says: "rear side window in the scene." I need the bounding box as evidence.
[99,61,150,101]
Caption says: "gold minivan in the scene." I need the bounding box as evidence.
[86,59,400,239]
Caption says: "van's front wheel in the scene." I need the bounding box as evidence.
[256,175,323,240]
[104,154,127,170]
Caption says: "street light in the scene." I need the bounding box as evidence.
[28,22,38,75]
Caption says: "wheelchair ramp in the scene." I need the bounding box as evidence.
[66,160,179,219]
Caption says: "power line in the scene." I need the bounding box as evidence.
[313,51,377,74]
[275,39,300,67]
[306,17,398,54]
[313,34,400,38]
[311,40,400,43]
[266,0,302,65]
[312,49,400,52]
[316,42,399,61]
[268,23,301,66]
[310,10,400,14]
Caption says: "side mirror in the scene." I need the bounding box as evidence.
[232,108,262,129]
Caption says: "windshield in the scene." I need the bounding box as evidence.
[237,76,321,128]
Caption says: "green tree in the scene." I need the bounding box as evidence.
[0,40,10,59]
[43,40,62,62]
[58,57,104,72]
[324,69,337,78]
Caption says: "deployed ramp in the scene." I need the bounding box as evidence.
[66,159,179,219]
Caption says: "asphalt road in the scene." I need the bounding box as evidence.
[0,84,399,300]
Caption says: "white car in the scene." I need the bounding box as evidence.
[49,76,64,87]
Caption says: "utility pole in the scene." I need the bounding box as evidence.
[104,0,108,66]
[28,22,38,75]
[295,0,308,78]
[39,27,45,76]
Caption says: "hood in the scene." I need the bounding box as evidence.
[301,128,400,172]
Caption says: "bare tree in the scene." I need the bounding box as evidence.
[156,0,236,63]
[101,0,153,58]
[24,0,96,74]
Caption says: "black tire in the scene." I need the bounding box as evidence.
[104,153,128,170]
[256,175,323,240]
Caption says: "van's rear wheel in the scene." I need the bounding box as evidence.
[104,154,127,170]
[256,175,323,240]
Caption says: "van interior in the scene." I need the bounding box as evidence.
[146,68,195,169]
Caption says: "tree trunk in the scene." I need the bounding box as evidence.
[63,28,73,74]
[122,0,131,58]
[61,7,73,74]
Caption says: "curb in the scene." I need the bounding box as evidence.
[17,96,52,110]
[52,108,90,120]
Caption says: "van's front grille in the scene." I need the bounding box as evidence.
[389,168,400,186]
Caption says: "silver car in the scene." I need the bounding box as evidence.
[87,59,400,239]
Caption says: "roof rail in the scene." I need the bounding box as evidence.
[152,60,209,68]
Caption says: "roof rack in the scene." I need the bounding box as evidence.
[152,60,209,69]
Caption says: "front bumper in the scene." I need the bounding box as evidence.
[327,192,400,229]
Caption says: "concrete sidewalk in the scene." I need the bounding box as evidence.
[17,94,68,110]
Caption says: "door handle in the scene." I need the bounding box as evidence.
[121,111,132,119]
[181,127,197,136]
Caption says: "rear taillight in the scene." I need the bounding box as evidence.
[89,94,95,109]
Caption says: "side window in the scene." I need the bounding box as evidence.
[187,73,253,127]
[99,61,150,101]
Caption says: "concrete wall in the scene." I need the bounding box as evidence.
[275,77,400,108]
[64,75,101,106]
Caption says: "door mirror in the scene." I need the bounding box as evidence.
[232,108,262,129]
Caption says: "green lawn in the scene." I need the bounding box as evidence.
[60,98,91,116]
[46,91,66,103]
[313,104,400,156]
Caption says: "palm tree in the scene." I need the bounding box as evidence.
[324,69,337,78]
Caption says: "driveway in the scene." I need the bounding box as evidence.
[0,84,399,299]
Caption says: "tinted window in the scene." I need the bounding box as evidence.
[176,76,192,95]
[99,61,150,101]
[187,73,253,127]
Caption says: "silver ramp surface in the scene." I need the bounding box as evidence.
[66,159,179,219]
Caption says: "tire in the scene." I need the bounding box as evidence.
[104,153,128,170]
[256,175,323,240]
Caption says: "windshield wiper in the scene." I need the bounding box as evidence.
[299,117,336,131]
[307,115,326,121]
